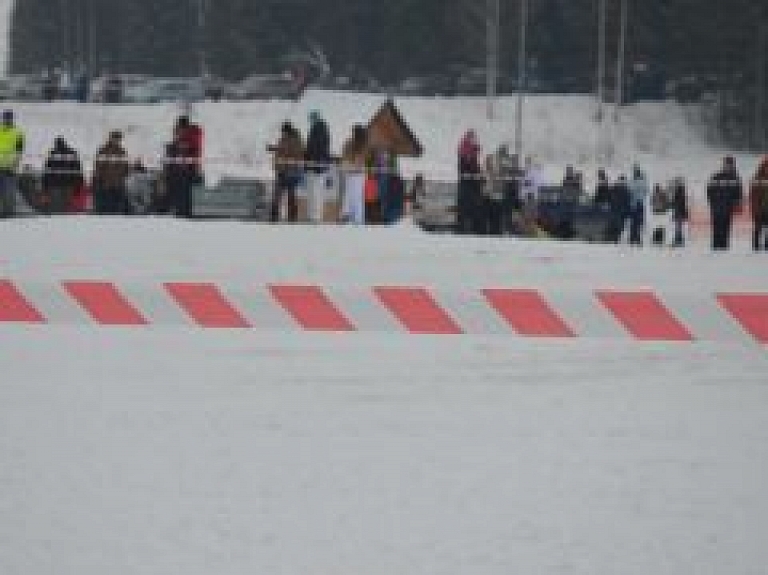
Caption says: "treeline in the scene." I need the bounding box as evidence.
[7,0,767,110]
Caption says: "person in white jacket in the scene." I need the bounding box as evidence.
[627,164,650,245]
[340,124,367,225]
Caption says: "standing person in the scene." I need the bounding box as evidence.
[42,137,83,214]
[378,150,404,224]
[593,169,612,209]
[268,121,304,223]
[340,124,368,225]
[304,110,332,223]
[749,157,768,251]
[520,157,543,237]
[175,115,204,184]
[482,147,507,236]
[0,109,24,217]
[707,156,744,251]
[456,129,482,234]
[92,130,130,215]
[605,174,631,243]
[163,124,197,218]
[499,149,524,234]
[561,165,582,202]
[670,177,689,247]
[627,164,650,245]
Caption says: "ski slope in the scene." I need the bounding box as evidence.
[1,216,768,575]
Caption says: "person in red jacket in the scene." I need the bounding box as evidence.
[174,115,204,183]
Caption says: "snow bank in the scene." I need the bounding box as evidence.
[4,90,761,198]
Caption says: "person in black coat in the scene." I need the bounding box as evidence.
[670,178,689,247]
[604,175,631,243]
[42,136,83,214]
[593,169,612,209]
[456,130,483,234]
[707,156,743,250]
[163,125,196,217]
[303,111,332,222]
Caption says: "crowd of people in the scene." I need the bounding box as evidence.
[268,111,407,225]
[0,107,767,252]
[453,129,768,251]
[3,111,205,219]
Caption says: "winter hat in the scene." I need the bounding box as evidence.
[2,109,13,123]
[308,110,322,125]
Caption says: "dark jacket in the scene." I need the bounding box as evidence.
[304,120,331,173]
[610,181,631,216]
[43,141,83,190]
[707,168,743,216]
[671,182,689,221]
[749,162,768,220]
[594,180,612,208]
[163,140,196,192]
[92,140,130,190]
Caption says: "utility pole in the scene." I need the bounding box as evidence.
[486,0,500,120]
[757,21,767,151]
[515,0,528,156]
[614,0,628,122]
[596,0,606,121]
[197,0,209,80]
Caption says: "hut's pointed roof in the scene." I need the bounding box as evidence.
[366,99,423,158]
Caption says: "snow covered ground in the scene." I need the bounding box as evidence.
[0,60,767,573]
[1,216,767,575]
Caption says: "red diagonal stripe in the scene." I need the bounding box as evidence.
[63,281,147,325]
[165,283,251,328]
[718,293,768,344]
[597,291,694,341]
[270,285,355,331]
[483,289,574,337]
[0,280,45,323]
[374,287,463,334]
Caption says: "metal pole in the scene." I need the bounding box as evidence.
[197,0,208,80]
[486,0,500,120]
[757,21,767,151]
[515,0,528,156]
[88,0,95,74]
[614,0,628,122]
[596,0,606,121]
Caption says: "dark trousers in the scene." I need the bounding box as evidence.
[271,180,298,222]
[753,216,768,251]
[47,185,72,214]
[94,186,126,215]
[629,205,645,245]
[672,219,686,247]
[456,179,481,234]
[0,172,16,217]
[711,210,733,250]
[476,198,503,236]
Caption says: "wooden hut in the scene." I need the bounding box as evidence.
[366,99,423,158]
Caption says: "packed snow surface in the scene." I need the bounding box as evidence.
[1,216,768,575]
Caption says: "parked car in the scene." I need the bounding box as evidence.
[123,77,205,104]
[233,73,304,101]
[1,74,46,101]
